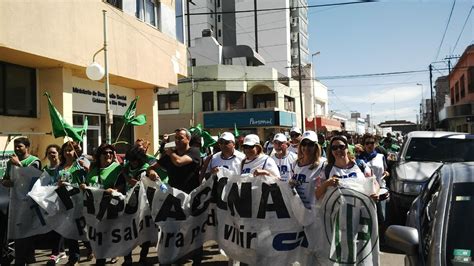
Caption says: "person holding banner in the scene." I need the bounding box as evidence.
[241,134,280,179]
[290,131,326,209]
[43,144,61,176]
[205,132,245,178]
[57,141,92,265]
[147,128,203,264]
[271,133,297,182]
[1,137,41,265]
[117,145,152,265]
[315,135,376,200]
[83,143,122,265]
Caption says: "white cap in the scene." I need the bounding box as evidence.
[273,133,288,142]
[301,130,318,142]
[219,132,235,142]
[243,134,260,146]
[290,127,301,134]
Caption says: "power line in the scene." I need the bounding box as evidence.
[452,5,473,53]
[434,0,457,61]
[182,1,376,16]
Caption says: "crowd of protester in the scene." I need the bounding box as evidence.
[0,128,403,265]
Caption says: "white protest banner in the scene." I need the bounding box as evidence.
[8,166,51,239]
[214,169,311,265]
[150,176,216,264]
[81,182,158,259]
[28,171,86,240]
[307,177,380,266]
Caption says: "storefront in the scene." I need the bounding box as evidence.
[305,117,342,133]
[203,110,297,140]
[71,77,136,154]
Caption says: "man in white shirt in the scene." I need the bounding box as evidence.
[206,132,245,176]
[271,133,297,182]
[288,126,302,154]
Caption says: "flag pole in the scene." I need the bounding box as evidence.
[114,123,126,144]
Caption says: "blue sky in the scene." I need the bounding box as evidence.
[307,0,473,124]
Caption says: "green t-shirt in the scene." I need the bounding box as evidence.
[86,162,122,189]
[59,160,88,185]
[4,155,41,179]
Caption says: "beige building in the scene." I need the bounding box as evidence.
[0,0,187,158]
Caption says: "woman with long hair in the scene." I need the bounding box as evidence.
[290,131,326,209]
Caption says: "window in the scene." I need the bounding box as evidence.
[455,82,459,102]
[218,15,221,22]
[284,96,295,112]
[0,62,36,117]
[210,9,214,18]
[175,0,185,43]
[469,67,474,93]
[158,94,179,110]
[106,0,122,9]
[191,58,196,67]
[460,75,466,98]
[202,92,214,111]
[450,87,454,105]
[223,58,232,65]
[137,0,158,27]
[217,0,220,7]
[218,92,245,111]
[253,93,275,108]
[218,29,222,37]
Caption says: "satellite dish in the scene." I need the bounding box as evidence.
[86,62,105,80]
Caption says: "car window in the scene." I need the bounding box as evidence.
[404,137,474,162]
[446,182,474,266]
[420,174,441,262]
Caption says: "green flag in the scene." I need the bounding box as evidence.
[44,92,87,142]
[124,97,147,126]
[233,123,240,137]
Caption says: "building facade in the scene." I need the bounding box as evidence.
[438,45,474,133]
[185,0,309,77]
[0,0,187,156]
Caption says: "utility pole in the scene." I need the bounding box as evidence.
[297,31,304,131]
[103,10,112,144]
[429,64,435,131]
[254,0,258,52]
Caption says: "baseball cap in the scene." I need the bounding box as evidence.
[301,130,318,142]
[219,132,235,142]
[243,134,260,146]
[273,133,287,142]
[290,127,301,134]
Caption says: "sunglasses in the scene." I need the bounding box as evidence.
[218,140,232,145]
[365,141,375,145]
[300,140,316,147]
[242,145,255,149]
[331,144,346,151]
[102,151,114,155]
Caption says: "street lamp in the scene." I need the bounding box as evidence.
[86,10,112,144]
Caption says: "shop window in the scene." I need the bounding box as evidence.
[460,75,466,98]
[106,0,122,9]
[218,92,245,111]
[158,94,179,110]
[0,62,36,117]
[284,96,295,112]
[253,93,275,108]
[202,92,214,111]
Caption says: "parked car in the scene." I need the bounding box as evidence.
[387,131,474,225]
[385,162,474,266]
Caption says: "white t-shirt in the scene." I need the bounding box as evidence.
[291,157,327,209]
[206,150,245,175]
[366,153,387,185]
[241,154,280,179]
[321,162,367,181]
[288,144,299,154]
[271,151,297,182]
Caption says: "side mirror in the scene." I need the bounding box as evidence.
[385,225,419,256]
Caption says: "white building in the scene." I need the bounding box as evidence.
[184,0,310,77]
